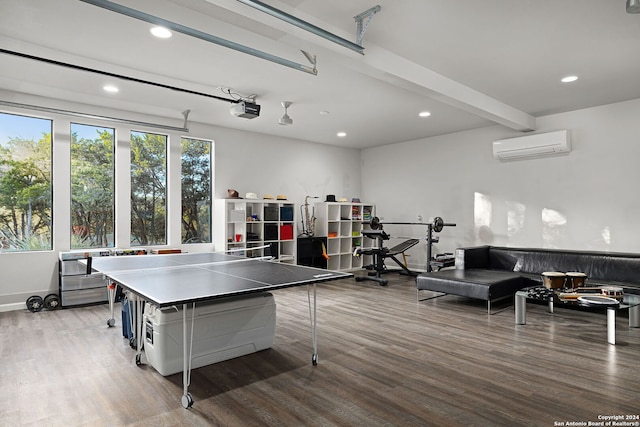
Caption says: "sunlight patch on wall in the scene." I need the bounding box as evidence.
[506,201,526,238]
[601,226,611,245]
[542,208,567,248]
[474,192,493,243]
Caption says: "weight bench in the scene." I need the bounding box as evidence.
[354,229,420,286]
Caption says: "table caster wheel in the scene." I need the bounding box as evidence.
[379,280,388,286]
[312,353,318,366]
[107,318,115,327]
[355,277,363,282]
[135,354,141,366]
[181,393,194,409]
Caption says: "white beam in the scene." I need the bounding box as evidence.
[204,0,536,131]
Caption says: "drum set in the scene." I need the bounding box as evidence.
[541,271,624,302]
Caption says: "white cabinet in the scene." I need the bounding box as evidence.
[314,202,375,271]
[214,199,296,263]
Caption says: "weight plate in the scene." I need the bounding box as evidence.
[26,295,44,313]
[370,216,380,230]
[44,293,60,310]
[433,217,444,232]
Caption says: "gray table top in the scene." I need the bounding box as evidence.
[86,252,352,307]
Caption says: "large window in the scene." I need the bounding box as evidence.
[70,124,115,249]
[130,131,167,246]
[181,137,212,243]
[0,112,52,252]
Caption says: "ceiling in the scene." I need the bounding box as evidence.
[1,0,639,149]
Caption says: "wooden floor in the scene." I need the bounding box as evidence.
[1,272,639,426]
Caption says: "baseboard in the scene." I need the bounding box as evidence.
[0,302,26,313]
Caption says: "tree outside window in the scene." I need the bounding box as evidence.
[181,138,212,243]
[0,113,52,252]
[70,123,115,249]
[130,131,166,246]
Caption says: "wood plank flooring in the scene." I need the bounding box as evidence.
[1,272,639,426]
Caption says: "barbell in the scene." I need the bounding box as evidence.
[369,216,455,232]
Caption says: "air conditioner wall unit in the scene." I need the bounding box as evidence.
[492,130,571,161]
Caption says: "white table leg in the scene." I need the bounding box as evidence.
[181,303,193,408]
[607,308,616,345]
[134,295,143,365]
[310,283,318,365]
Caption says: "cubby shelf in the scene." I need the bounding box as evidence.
[214,199,296,263]
[314,201,375,271]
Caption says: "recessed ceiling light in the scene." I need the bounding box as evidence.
[561,75,578,83]
[103,85,119,93]
[150,26,172,39]
[419,111,431,117]
[337,132,347,137]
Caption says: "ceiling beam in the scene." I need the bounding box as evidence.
[359,44,537,132]
[203,0,537,131]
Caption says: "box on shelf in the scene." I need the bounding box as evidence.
[264,224,278,240]
[264,206,279,221]
[280,206,294,221]
[280,224,293,240]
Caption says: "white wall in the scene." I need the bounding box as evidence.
[0,92,361,310]
[361,98,640,271]
[3,91,638,309]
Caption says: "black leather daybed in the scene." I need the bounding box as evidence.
[416,245,640,314]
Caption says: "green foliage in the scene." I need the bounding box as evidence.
[181,138,211,243]
[0,133,52,251]
[130,131,167,246]
[70,126,115,249]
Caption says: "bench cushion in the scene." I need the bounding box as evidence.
[417,269,525,301]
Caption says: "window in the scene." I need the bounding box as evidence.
[70,124,115,249]
[181,138,212,243]
[0,112,53,251]
[130,131,167,246]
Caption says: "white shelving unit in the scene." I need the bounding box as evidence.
[214,199,296,263]
[314,201,375,271]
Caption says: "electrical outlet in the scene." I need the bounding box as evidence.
[417,214,423,222]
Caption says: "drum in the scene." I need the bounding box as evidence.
[600,286,624,302]
[541,272,566,289]
[565,272,587,289]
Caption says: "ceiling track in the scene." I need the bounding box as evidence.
[79,0,317,75]
[235,0,366,54]
[0,48,237,105]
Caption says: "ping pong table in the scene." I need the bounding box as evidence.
[85,252,351,408]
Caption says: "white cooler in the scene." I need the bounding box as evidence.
[143,292,276,376]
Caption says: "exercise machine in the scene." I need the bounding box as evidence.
[354,227,420,286]
[354,217,456,285]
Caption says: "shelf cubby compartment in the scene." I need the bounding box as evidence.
[339,204,351,220]
[340,238,352,254]
[327,221,340,237]
[246,242,264,258]
[264,223,278,241]
[327,204,340,221]
[279,223,294,241]
[340,222,352,237]
[340,254,352,270]
[327,238,340,255]
[327,257,340,271]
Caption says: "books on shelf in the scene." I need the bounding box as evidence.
[352,205,361,220]
[363,206,371,221]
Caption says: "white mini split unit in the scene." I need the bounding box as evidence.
[492,130,571,161]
